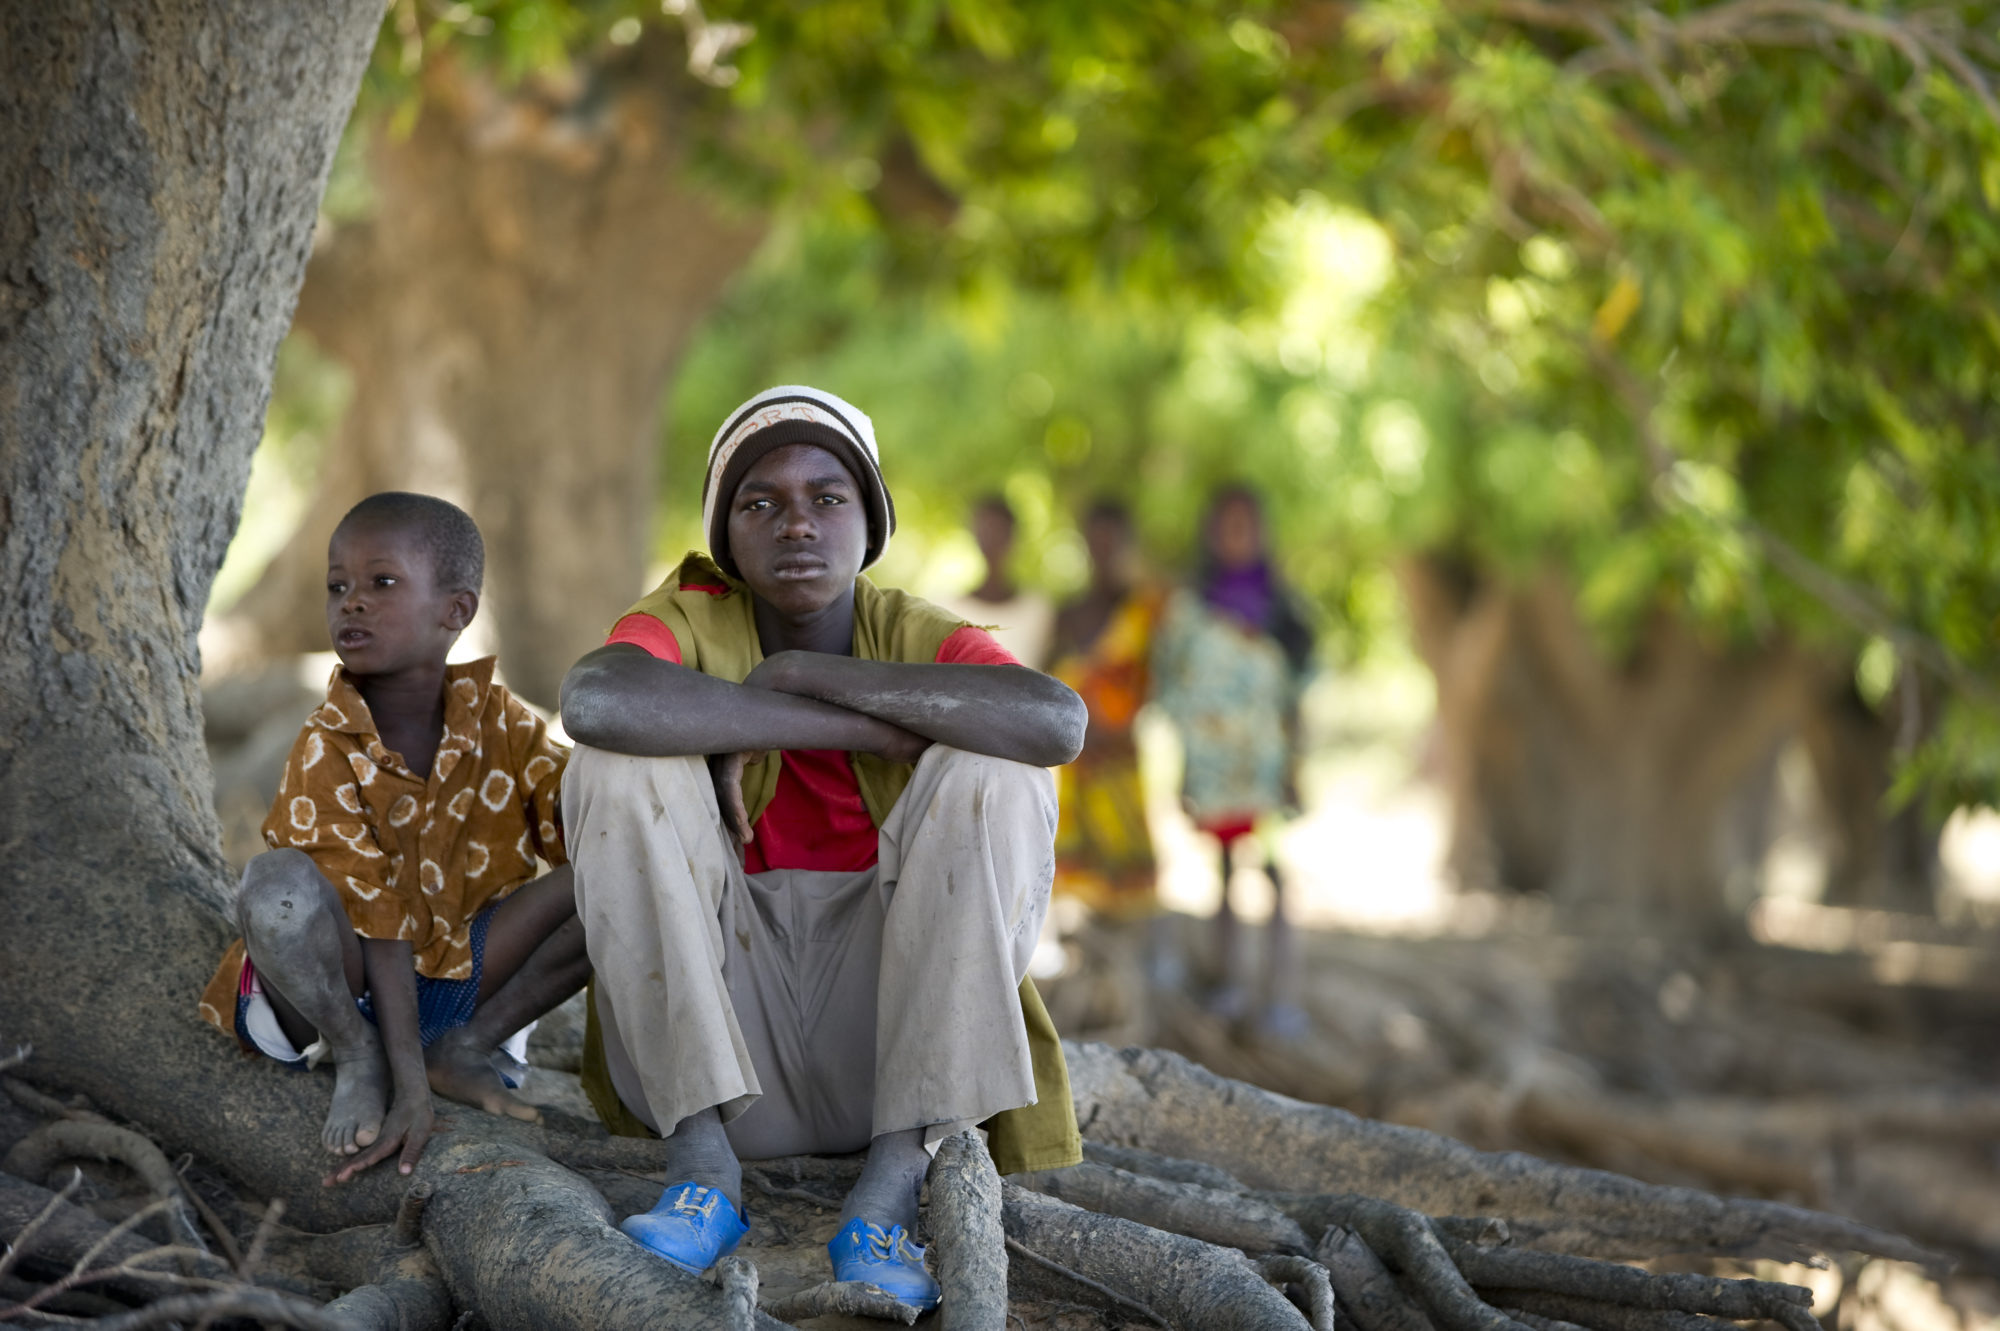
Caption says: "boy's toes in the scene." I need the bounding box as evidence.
[498,1095,542,1124]
[353,1123,380,1149]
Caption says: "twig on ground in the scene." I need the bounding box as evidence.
[81,1287,352,1331]
[241,1198,285,1279]
[0,1168,84,1285]
[742,1171,842,1210]
[169,1156,246,1274]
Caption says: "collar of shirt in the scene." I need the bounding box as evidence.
[308,656,496,785]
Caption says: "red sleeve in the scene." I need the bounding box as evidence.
[936,625,1022,667]
[606,613,682,664]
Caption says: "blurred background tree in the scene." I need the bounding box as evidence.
[211,0,2000,931]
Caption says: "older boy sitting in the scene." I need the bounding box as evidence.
[197,493,588,1183]
[560,386,1086,1310]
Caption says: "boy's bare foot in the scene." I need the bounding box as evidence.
[424,1028,541,1122]
[324,1040,391,1156]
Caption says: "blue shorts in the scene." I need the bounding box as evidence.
[234,901,499,1070]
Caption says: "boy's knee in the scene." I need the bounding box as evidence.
[236,849,336,941]
[566,745,709,810]
[922,747,1058,822]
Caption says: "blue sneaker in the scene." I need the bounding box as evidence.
[620,1182,749,1274]
[828,1217,941,1312]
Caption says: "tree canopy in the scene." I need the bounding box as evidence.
[284,0,2000,804]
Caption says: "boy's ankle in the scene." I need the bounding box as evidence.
[662,1107,742,1210]
[326,1025,384,1065]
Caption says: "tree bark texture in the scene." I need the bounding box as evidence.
[1400,558,1815,925]
[217,41,764,706]
[0,0,381,1194]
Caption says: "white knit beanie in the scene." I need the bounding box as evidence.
[700,385,896,579]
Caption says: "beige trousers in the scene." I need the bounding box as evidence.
[562,743,1056,1160]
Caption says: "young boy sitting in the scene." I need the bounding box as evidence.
[197,493,588,1184]
[560,386,1087,1310]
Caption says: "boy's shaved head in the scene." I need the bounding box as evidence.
[336,492,484,594]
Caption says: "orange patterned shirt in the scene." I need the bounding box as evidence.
[198,657,568,1039]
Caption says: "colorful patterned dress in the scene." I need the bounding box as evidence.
[1151,588,1301,842]
[1049,589,1165,919]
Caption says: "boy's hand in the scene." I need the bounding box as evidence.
[325,1089,434,1186]
[709,749,766,844]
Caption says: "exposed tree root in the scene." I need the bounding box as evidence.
[763,1279,922,1324]
[708,1255,761,1329]
[0,1037,1960,1330]
[64,1286,352,1330]
[5,1120,210,1255]
[1315,1224,1441,1331]
[931,1131,1009,1331]
[1446,1236,1818,1325]
[418,1132,784,1331]
[1002,1182,1312,1329]
[319,1247,455,1331]
[1066,1041,1942,1269]
[317,1185,454,1331]
[1082,1140,1251,1194]
[0,1170,178,1294]
[1261,1254,1336,1331]
[1002,1235,1170,1328]
[1017,1159,1311,1256]
[1489,1290,1785,1331]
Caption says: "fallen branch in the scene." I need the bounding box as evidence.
[74,1286,352,1331]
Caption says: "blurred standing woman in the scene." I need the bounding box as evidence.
[1153,484,1314,1038]
[1048,501,1166,932]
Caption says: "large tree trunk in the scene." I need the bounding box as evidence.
[1798,673,1941,912]
[0,0,386,1214]
[1402,558,1814,927]
[214,40,763,707]
[0,20,786,1322]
